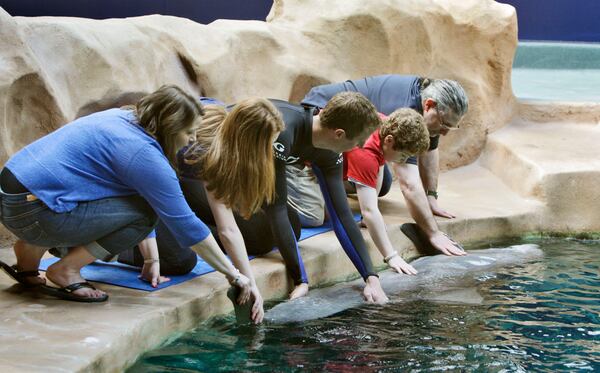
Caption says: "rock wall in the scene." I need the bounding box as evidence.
[0,0,517,169]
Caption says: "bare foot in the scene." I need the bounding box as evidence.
[13,240,47,286]
[46,262,106,299]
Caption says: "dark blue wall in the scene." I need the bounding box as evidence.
[501,0,600,42]
[3,1,599,42]
[0,0,273,24]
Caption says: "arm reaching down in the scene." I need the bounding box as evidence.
[394,161,465,256]
[311,160,388,304]
[417,149,456,219]
[355,181,417,275]
[137,236,171,288]
[190,234,252,292]
[265,156,309,296]
[205,183,264,323]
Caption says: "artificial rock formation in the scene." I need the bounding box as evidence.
[0,0,517,168]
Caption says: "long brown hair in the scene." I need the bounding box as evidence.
[133,85,204,170]
[184,98,284,218]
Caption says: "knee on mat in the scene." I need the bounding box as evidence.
[161,254,198,276]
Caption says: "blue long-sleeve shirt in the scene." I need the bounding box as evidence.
[6,108,210,247]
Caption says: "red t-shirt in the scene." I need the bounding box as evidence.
[343,129,385,189]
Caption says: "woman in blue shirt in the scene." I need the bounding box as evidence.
[0,85,252,303]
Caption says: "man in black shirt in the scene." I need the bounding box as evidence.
[268,92,388,302]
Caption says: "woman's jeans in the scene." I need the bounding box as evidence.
[0,188,157,261]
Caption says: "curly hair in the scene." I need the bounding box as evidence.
[379,108,429,155]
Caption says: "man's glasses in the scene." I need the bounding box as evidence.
[437,109,459,131]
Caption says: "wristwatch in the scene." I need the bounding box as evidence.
[426,190,438,199]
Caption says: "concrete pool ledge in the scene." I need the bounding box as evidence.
[517,100,600,124]
[480,117,600,233]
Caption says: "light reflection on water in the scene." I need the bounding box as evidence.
[129,238,600,372]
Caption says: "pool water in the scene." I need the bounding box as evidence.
[512,41,600,102]
[129,238,600,372]
[512,69,600,102]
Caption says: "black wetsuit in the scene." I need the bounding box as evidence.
[301,74,440,165]
[269,100,377,284]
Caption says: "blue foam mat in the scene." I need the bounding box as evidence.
[39,213,362,291]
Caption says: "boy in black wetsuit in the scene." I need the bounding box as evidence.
[269,92,387,302]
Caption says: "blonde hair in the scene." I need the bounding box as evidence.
[133,85,204,170]
[380,108,430,155]
[184,98,284,218]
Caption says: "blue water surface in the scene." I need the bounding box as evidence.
[129,238,600,372]
[512,42,600,102]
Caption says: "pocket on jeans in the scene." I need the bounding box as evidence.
[9,221,47,244]
[1,202,47,221]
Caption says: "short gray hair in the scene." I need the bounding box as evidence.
[421,79,469,118]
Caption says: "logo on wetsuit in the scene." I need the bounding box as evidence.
[273,142,300,164]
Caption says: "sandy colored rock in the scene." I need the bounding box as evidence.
[267,0,518,169]
[0,0,517,170]
[0,8,64,164]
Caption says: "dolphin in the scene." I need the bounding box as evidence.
[265,244,543,324]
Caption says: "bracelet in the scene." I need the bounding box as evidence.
[228,268,241,286]
[426,190,438,199]
[143,258,159,264]
[383,251,398,264]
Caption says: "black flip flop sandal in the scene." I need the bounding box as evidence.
[0,260,44,288]
[39,281,109,303]
[401,223,465,256]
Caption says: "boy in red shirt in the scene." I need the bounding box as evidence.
[344,108,429,274]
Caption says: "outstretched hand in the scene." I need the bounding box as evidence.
[428,196,456,219]
[429,231,466,256]
[388,255,418,275]
[363,276,389,304]
[139,262,171,288]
